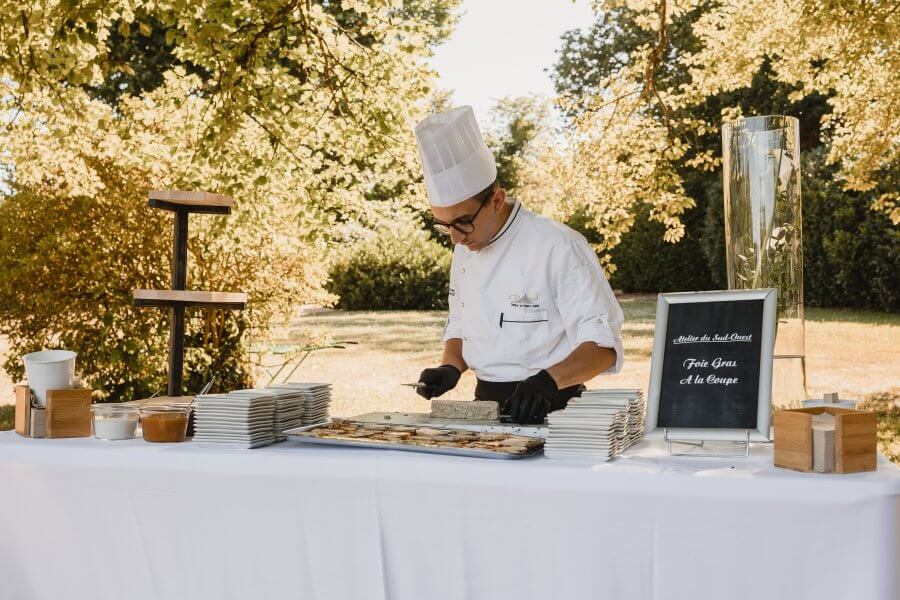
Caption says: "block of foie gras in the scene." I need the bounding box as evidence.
[430,399,499,421]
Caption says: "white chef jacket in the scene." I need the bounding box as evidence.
[441,199,624,382]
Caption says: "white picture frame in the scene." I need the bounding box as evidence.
[644,289,777,443]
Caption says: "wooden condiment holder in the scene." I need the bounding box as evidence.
[773,406,877,474]
[14,385,92,439]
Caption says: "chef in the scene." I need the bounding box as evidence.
[413,106,624,424]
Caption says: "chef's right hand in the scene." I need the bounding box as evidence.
[417,364,461,399]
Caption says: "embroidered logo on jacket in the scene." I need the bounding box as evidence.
[508,293,540,309]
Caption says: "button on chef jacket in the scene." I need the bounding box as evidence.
[442,199,624,382]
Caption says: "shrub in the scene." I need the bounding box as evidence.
[802,151,899,312]
[0,175,172,401]
[0,405,13,431]
[700,178,728,289]
[696,150,898,311]
[858,391,900,465]
[327,221,451,310]
[606,203,715,293]
[0,163,329,400]
[567,203,716,293]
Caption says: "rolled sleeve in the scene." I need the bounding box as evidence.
[573,313,624,375]
[556,238,624,375]
[441,254,463,344]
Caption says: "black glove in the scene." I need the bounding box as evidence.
[508,370,558,424]
[417,364,461,399]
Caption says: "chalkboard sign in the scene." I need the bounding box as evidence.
[645,289,777,442]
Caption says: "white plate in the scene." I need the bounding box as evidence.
[196,401,274,409]
[546,442,618,449]
[195,407,274,415]
[546,450,615,456]
[193,434,275,442]
[195,418,274,425]
[193,440,275,449]
[197,396,275,403]
[194,408,274,416]
[268,384,331,391]
[194,424,274,432]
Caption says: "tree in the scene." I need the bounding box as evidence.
[521,0,896,285]
[575,0,900,222]
[485,97,549,194]
[547,3,831,288]
[515,73,696,271]
[680,0,900,222]
[0,0,460,398]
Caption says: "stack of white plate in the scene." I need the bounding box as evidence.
[231,388,303,441]
[583,388,646,450]
[192,393,276,449]
[544,389,646,461]
[267,383,332,425]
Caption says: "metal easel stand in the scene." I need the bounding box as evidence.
[664,429,751,458]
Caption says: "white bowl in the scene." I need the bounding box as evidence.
[23,350,76,406]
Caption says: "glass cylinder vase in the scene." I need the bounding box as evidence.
[722,115,806,408]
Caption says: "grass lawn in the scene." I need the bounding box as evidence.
[275,297,899,414]
[271,296,899,460]
[2,296,897,460]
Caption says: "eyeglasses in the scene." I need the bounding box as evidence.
[431,187,495,236]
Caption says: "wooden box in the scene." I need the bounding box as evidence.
[15,385,92,439]
[773,406,877,473]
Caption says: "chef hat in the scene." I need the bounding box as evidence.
[415,106,497,207]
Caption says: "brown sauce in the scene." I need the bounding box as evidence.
[141,411,189,443]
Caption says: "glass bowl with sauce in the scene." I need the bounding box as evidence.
[91,404,140,440]
[140,405,191,443]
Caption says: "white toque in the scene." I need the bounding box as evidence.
[414,106,497,207]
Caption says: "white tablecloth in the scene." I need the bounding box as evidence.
[0,431,897,600]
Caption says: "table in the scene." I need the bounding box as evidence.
[0,431,897,600]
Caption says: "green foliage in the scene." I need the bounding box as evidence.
[858,391,900,465]
[606,205,714,293]
[699,178,727,289]
[486,98,544,193]
[0,405,13,431]
[591,152,899,305]
[565,203,715,293]
[550,5,870,300]
[0,0,460,397]
[327,221,451,310]
[553,7,831,176]
[0,172,253,401]
[183,311,254,396]
[700,150,898,310]
[803,151,899,312]
[83,17,210,106]
[553,4,701,105]
[0,170,168,401]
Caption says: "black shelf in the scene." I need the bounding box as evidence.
[133,190,246,396]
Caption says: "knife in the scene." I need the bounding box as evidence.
[401,382,435,389]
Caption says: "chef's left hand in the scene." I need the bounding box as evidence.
[507,370,558,424]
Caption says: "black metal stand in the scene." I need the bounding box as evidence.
[134,191,246,397]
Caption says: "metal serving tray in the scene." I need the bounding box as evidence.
[284,423,543,460]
